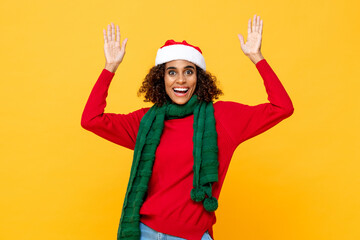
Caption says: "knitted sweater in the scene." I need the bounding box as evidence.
[81,59,294,240]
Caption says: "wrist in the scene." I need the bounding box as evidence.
[104,63,119,73]
[248,53,264,64]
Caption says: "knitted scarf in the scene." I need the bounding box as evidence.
[117,94,219,240]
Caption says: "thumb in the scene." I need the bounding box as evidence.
[237,34,245,47]
[122,38,128,51]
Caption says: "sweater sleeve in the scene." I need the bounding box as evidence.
[215,59,294,148]
[80,69,149,150]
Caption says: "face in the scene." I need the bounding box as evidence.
[164,60,197,105]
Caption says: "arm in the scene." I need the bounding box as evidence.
[215,15,294,147]
[81,69,149,150]
[81,23,149,150]
[215,59,294,147]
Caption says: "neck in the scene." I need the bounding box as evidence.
[165,94,199,119]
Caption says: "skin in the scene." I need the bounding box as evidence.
[164,60,197,105]
[238,14,265,64]
[103,14,265,101]
[103,24,128,73]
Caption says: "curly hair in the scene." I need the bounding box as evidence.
[137,64,223,106]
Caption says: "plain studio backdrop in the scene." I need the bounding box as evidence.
[0,0,359,239]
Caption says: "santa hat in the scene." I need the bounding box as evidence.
[155,40,206,70]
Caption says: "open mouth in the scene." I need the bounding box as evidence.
[173,87,189,95]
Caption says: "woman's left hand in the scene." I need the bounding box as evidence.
[238,14,265,64]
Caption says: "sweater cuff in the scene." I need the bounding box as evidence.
[98,68,115,84]
[255,58,267,69]
[102,68,116,76]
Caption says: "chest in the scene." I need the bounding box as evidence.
[153,115,195,175]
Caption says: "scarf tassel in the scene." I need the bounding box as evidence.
[190,184,218,212]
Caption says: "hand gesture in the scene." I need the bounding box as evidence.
[103,23,128,72]
[238,14,264,64]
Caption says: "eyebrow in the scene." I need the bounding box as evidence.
[166,65,195,70]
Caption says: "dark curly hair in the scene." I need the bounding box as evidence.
[137,64,223,106]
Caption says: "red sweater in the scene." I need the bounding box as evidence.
[81,59,294,240]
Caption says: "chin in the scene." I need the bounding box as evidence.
[172,98,190,105]
[167,92,194,105]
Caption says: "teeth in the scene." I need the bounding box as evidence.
[174,88,189,92]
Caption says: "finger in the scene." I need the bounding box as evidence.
[238,34,245,47]
[117,25,120,44]
[255,15,260,32]
[111,23,115,42]
[248,18,251,34]
[122,38,128,51]
[259,19,263,35]
[103,29,108,44]
[107,24,111,41]
[252,14,256,33]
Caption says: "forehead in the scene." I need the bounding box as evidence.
[165,59,196,68]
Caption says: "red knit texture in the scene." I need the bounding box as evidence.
[81,59,294,240]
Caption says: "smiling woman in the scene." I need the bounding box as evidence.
[81,15,294,240]
[137,41,222,106]
[164,60,197,105]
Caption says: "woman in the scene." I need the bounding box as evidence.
[81,14,294,240]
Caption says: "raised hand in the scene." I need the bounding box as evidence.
[238,14,264,64]
[103,23,128,72]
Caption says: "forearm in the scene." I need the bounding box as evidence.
[255,59,294,113]
[80,68,148,150]
[81,69,114,127]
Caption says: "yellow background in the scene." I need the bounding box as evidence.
[1,0,359,239]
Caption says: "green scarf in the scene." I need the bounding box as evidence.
[117,94,219,240]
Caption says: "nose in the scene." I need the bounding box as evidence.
[176,72,186,84]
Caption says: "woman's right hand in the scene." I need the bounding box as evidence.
[103,22,128,73]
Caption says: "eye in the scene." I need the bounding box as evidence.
[168,70,176,75]
[185,69,193,75]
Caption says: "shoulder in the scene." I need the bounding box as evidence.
[213,100,251,121]
[139,106,151,114]
[121,106,151,123]
[213,100,247,112]
[214,100,239,108]
[134,106,151,118]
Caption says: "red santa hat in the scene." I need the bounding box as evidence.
[155,40,206,70]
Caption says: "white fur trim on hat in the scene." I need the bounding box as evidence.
[155,44,206,70]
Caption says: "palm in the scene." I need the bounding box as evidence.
[241,32,261,55]
[104,41,123,63]
[103,23,127,64]
[238,15,263,56]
